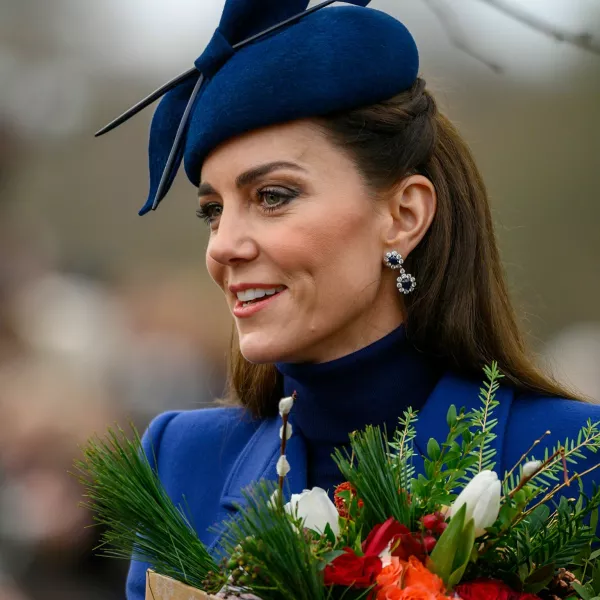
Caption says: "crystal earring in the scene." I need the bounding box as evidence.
[383,251,416,295]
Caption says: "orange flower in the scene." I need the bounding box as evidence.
[377,584,404,600]
[396,584,444,600]
[403,557,444,594]
[377,557,404,588]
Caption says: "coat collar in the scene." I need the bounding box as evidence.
[219,370,515,511]
[220,415,308,510]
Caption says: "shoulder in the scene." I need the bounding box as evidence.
[141,405,263,474]
[507,392,600,440]
[503,392,600,502]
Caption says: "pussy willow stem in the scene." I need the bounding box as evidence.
[517,461,600,524]
[506,446,562,501]
[277,392,296,504]
[502,430,551,485]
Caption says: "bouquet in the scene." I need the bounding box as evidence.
[77,364,600,600]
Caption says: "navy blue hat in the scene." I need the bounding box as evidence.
[96,0,419,215]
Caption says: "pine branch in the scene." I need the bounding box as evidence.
[334,425,412,528]
[75,426,220,592]
[218,482,327,600]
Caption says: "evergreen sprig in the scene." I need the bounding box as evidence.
[389,407,418,491]
[75,426,220,592]
[333,425,413,529]
[410,362,504,513]
[503,419,600,499]
[469,362,502,475]
[218,482,328,600]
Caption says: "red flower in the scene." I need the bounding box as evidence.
[455,580,540,600]
[334,482,363,519]
[363,518,426,561]
[324,547,382,587]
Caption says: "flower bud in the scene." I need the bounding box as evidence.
[421,513,440,531]
[285,487,340,536]
[279,423,293,440]
[450,470,501,537]
[278,396,295,416]
[276,455,291,477]
[522,460,542,479]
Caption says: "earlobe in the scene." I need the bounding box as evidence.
[382,175,437,256]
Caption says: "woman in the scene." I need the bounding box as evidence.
[102,1,600,598]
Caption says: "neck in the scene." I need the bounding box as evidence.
[276,325,444,492]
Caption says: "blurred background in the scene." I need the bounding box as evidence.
[0,0,598,598]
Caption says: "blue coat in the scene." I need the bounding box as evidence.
[126,372,600,599]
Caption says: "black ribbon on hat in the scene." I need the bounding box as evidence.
[96,0,371,212]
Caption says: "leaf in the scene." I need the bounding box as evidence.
[319,550,346,570]
[323,523,336,545]
[572,582,597,600]
[447,517,475,589]
[429,504,466,585]
[427,438,441,461]
[524,563,556,594]
[446,405,457,428]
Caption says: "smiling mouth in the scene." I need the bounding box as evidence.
[233,287,287,317]
[240,289,285,307]
[235,286,286,307]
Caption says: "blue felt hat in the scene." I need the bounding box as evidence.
[96,0,419,215]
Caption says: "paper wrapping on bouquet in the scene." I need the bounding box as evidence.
[145,570,220,600]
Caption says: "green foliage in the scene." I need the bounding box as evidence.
[218,482,328,600]
[429,504,475,589]
[333,425,412,529]
[75,426,220,592]
[468,362,502,475]
[475,488,600,593]
[503,420,600,500]
[410,362,504,514]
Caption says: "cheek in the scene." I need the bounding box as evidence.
[206,254,224,289]
[282,208,380,297]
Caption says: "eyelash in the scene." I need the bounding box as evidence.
[196,186,299,226]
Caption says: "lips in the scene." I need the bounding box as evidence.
[232,287,286,318]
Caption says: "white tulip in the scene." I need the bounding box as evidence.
[278,396,295,416]
[285,487,340,537]
[522,460,542,479]
[450,470,501,537]
[276,455,291,477]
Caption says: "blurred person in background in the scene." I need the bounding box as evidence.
[0,359,127,600]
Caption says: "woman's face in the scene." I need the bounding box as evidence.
[200,120,405,364]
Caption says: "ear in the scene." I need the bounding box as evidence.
[381,175,437,257]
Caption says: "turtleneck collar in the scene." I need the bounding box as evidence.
[275,325,444,491]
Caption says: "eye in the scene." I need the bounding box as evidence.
[257,186,299,211]
[196,202,223,225]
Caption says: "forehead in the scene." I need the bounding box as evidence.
[200,119,345,182]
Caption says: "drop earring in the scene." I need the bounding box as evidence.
[383,251,416,295]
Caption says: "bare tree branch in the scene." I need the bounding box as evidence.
[479,0,600,56]
[422,0,503,72]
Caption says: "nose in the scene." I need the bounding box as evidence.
[206,206,259,266]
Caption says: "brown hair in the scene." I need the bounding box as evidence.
[226,78,578,418]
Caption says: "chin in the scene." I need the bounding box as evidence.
[238,330,299,364]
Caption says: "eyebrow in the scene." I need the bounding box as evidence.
[198,161,307,198]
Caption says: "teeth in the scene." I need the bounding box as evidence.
[236,287,284,302]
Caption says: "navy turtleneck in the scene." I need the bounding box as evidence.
[275,325,444,495]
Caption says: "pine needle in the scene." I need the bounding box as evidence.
[75,425,220,592]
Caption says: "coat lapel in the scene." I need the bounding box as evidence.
[218,371,514,515]
[219,415,308,511]
[414,372,515,475]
